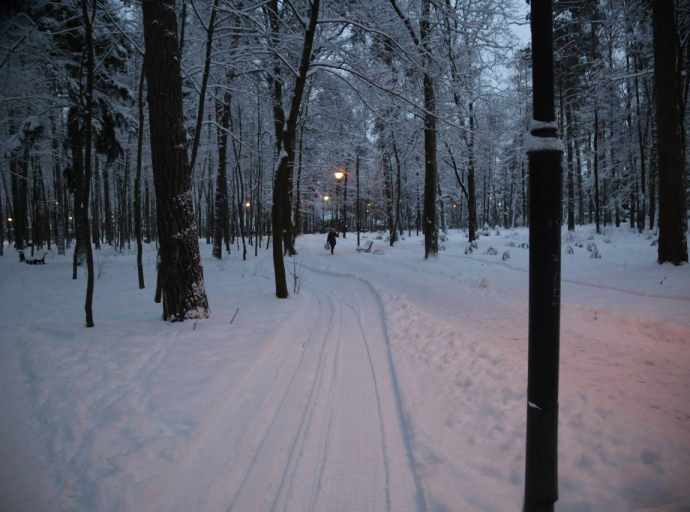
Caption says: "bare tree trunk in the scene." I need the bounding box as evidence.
[142,0,210,320]
[566,103,575,231]
[213,94,231,259]
[92,156,101,249]
[268,0,320,298]
[468,109,477,241]
[420,0,437,258]
[135,57,146,289]
[653,0,688,264]
[81,0,96,327]
[188,0,219,175]
[634,54,647,232]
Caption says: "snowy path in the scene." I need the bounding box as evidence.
[1,227,688,511]
[145,274,422,512]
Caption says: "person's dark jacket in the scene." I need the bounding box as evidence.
[327,231,338,246]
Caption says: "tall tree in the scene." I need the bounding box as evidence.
[653,0,688,264]
[269,0,320,298]
[81,0,95,327]
[142,0,210,320]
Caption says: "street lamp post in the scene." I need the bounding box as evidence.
[356,155,360,246]
[333,171,347,238]
[334,171,344,235]
[322,195,329,231]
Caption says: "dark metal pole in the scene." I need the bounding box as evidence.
[356,154,361,246]
[343,172,348,238]
[524,0,563,510]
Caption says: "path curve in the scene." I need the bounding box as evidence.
[145,272,423,512]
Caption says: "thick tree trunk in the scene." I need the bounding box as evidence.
[653,0,688,264]
[142,0,209,320]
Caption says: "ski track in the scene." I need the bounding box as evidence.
[145,272,421,512]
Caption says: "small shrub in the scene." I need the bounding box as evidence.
[518,242,529,249]
[586,242,597,252]
[484,247,498,255]
[506,241,516,247]
[502,250,510,260]
[566,245,574,255]
[590,248,601,259]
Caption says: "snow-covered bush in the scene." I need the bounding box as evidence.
[590,247,602,259]
[484,247,498,255]
[502,250,510,260]
[518,242,529,249]
[566,245,574,254]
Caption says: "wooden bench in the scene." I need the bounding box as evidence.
[356,240,374,253]
[20,250,48,265]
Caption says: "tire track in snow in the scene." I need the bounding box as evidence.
[302,263,427,511]
[226,287,338,511]
[147,262,423,511]
[275,290,341,512]
[145,289,326,511]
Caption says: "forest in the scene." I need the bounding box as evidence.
[0,0,689,510]
[1,0,687,322]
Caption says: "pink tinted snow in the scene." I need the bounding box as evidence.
[0,226,688,511]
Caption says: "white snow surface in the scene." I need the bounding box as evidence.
[1,226,689,511]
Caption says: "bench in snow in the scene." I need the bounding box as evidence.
[19,250,47,265]
[356,240,374,253]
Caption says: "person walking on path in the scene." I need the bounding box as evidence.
[327,228,339,255]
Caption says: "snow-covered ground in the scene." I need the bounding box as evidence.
[1,226,688,511]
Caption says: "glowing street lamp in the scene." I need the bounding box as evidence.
[7,217,12,222]
[452,203,458,209]
[69,216,73,221]
[245,201,251,208]
[323,195,329,201]
[334,170,344,181]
